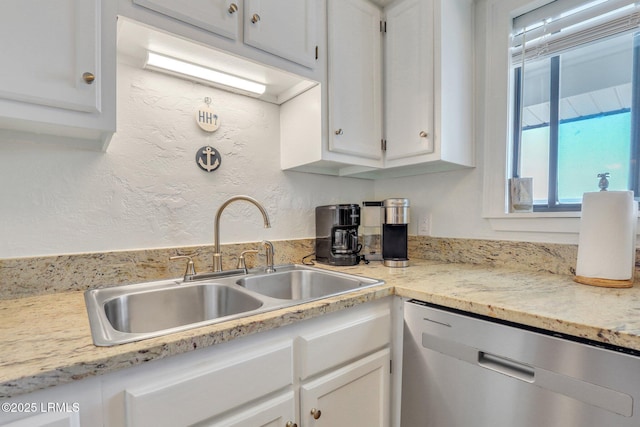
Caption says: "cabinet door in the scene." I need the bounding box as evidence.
[133,0,240,40]
[0,0,100,113]
[327,0,383,162]
[384,0,434,162]
[301,349,390,427]
[244,0,317,68]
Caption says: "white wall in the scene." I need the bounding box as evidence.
[0,56,373,259]
[0,1,584,260]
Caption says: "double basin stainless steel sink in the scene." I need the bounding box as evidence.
[85,264,384,346]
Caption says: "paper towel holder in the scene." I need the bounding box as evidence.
[574,185,637,289]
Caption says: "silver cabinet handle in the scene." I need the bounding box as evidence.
[335,129,343,135]
[251,13,260,23]
[419,131,428,138]
[228,3,238,13]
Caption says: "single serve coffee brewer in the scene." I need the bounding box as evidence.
[315,204,361,266]
[382,198,410,267]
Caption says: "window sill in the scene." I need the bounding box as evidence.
[487,211,640,235]
[486,211,581,234]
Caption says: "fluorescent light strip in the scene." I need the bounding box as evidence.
[145,52,266,95]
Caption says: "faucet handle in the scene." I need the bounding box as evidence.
[262,240,276,273]
[237,249,259,272]
[169,256,197,281]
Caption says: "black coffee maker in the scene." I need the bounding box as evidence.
[315,204,361,265]
[382,198,410,267]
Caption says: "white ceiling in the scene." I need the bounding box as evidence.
[522,83,631,127]
[523,83,631,127]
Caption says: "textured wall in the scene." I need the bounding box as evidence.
[0,56,373,258]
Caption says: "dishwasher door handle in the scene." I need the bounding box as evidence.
[478,351,535,383]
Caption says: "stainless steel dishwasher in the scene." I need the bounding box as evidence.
[401,299,640,427]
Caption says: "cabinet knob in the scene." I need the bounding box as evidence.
[251,13,261,23]
[310,408,322,419]
[419,131,428,138]
[228,3,238,14]
[335,129,343,135]
[285,422,298,427]
[82,72,95,84]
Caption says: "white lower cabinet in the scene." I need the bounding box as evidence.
[102,335,295,427]
[301,349,390,427]
[0,377,103,427]
[101,298,394,427]
[0,300,394,427]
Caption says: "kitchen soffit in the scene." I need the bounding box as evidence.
[116,16,317,105]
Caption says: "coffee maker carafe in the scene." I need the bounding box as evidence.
[315,204,361,266]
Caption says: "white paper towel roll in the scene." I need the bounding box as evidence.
[575,191,637,287]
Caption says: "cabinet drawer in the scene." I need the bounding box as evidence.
[124,342,293,427]
[298,307,391,379]
[0,412,79,427]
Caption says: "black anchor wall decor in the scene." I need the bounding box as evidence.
[195,146,222,172]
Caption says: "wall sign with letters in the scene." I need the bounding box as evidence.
[196,97,220,132]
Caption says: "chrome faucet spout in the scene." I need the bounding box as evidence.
[213,195,271,272]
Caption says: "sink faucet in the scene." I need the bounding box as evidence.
[213,195,271,272]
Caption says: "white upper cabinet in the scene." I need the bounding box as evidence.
[281,0,474,179]
[132,0,240,40]
[122,0,324,114]
[244,0,318,69]
[0,1,99,113]
[384,0,434,163]
[327,0,383,163]
[377,0,474,177]
[0,0,116,150]
[280,0,383,175]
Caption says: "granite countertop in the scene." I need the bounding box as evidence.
[2,259,640,399]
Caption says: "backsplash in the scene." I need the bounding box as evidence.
[408,236,580,276]
[0,240,314,300]
[1,236,637,300]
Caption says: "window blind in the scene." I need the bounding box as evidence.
[511,0,640,63]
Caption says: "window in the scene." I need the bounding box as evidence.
[510,0,640,211]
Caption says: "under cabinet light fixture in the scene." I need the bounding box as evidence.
[144,52,266,96]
